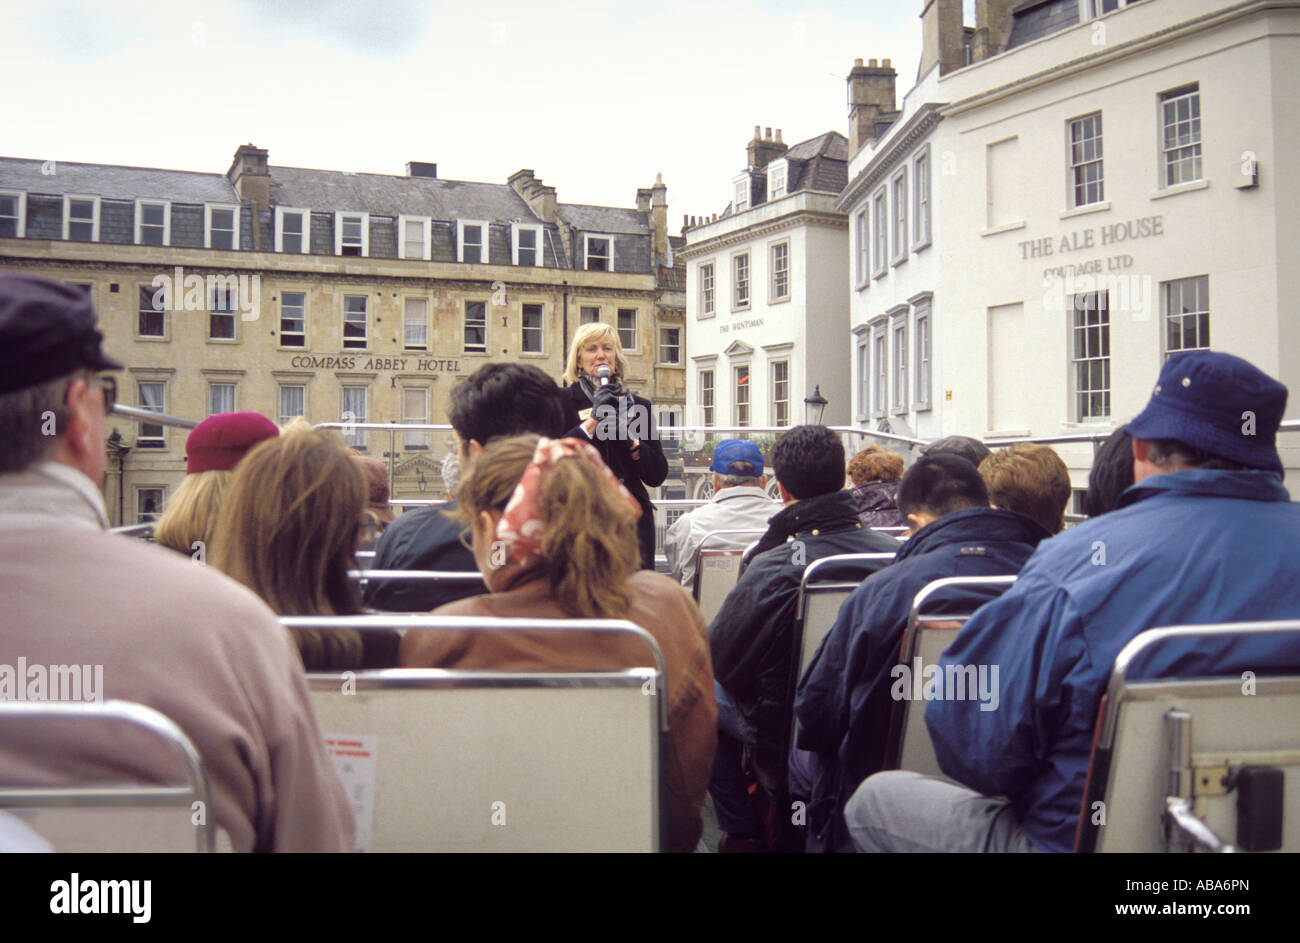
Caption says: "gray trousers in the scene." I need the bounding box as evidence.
[845,771,1041,853]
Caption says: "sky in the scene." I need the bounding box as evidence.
[4,0,929,228]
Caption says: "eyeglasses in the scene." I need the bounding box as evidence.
[97,375,117,414]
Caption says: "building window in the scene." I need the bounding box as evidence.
[700,263,715,316]
[343,295,367,349]
[891,168,908,263]
[1087,0,1141,16]
[458,220,486,263]
[341,387,367,449]
[403,387,428,449]
[208,383,236,417]
[137,286,165,338]
[279,385,305,425]
[464,300,487,352]
[893,318,909,413]
[734,366,750,427]
[336,212,368,256]
[1161,86,1201,187]
[872,188,888,276]
[914,148,931,248]
[513,224,542,266]
[521,302,544,353]
[1072,292,1111,421]
[1163,275,1210,357]
[873,326,887,418]
[399,215,431,260]
[136,487,164,525]
[699,369,715,427]
[771,360,789,427]
[915,306,932,410]
[64,196,99,241]
[209,285,236,339]
[768,161,787,200]
[0,191,25,238]
[580,305,600,325]
[660,327,680,365]
[770,242,790,302]
[280,292,306,347]
[856,338,869,419]
[584,234,612,271]
[733,175,750,213]
[135,201,169,246]
[1069,113,1105,207]
[404,297,428,350]
[276,207,309,253]
[137,382,165,447]
[617,308,637,350]
[733,253,750,309]
[205,205,239,250]
[855,210,869,287]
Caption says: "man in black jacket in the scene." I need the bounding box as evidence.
[709,425,900,850]
[363,363,568,612]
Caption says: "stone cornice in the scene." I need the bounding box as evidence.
[678,209,846,260]
[839,104,942,212]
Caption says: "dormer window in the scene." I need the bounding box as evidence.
[335,212,369,256]
[733,175,751,212]
[205,204,240,250]
[768,161,787,200]
[135,200,170,246]
[64,196,100,241]
[399,215,432,260]
[512,223,543,266]
[458,220,487,263]
[584,234,614,272]
[276,207,311,253]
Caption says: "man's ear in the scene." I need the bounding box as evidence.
[777,481,795,504]
[53,376,95,471]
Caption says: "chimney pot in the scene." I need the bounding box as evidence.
[883,58,891,68]
[765,126,772,140]
[775,129,783,143]
[869,58,877,67]
[753,125,761,139]
[854,57,864,67]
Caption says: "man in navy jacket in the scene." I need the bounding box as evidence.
[847,351,1300,853]
[795,453,1050,852]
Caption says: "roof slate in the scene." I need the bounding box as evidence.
[556,203,648,234]
[0,158,237,203]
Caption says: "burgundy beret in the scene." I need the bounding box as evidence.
[186,412,280,474]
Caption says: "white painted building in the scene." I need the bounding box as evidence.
[681,128,850,447]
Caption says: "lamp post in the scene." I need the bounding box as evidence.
[804,385,828,425]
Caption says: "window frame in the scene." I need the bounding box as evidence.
[891,167,909,265]
[204,203,240,251]
[583,233,614,272]
[1068,112,1105,208]
[135,486,165,525]
[403,296,429,351]
[770,359,790,428]
[914,300,932,411]
[854,208,870,289]
[579,304,601,325]
[871,319,888,418]
[913,146,932,250]
[872,187,889,277]
[732,251,750,311]
[134,199,171,246]
[63,195,100,242]
[768,160,788,201]
[341,386,368,449]
[617,308,638,352]
[733,364,751,428]
[278,384,306,426]
[275,206,311,254]
[208,284,237,341]
[1159,85,1202,188]
[0,190,27,238]
[137,285,167,340]
[659,326,681,366]
[521,302,545,354]
[136,381,167,448]
[463,299,488,353]
[891,311,909,414]
[342,294,368,350]
[732,174,751,213]
[398,214,433,261]
[207,382,237,417]
[769,240,790,303]
[699,262,716,318]
[279,291,307,348]
[699,368,715,427]
[335,211,369,257]
[512,222,543,267]
[402,386,430,450]
[1162,275,1210,359]
[855,332,870,421]
[1070,291,1112,422]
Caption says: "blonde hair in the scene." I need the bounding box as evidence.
[153,470,232,556]
[848,446,904,485]
[978,443,1071,535]
[210,420,367,669]
[562,322,629,385]
[455,434,640,618]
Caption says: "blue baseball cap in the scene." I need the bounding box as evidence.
[710,439,764,475]
[1125,351,1286,475]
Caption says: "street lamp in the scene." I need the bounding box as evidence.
[804,385,828,425]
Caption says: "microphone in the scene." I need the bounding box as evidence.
[597,364,611,387]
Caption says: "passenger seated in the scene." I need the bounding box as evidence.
[847,351,1300,853]
[153,411,279,558]
[352,454,395,549]
[794,452,1049,852]
[211,420,399,670]
[847,445,906,529]
[1082,428,1135,517]
[978,443,1072,535]
[399,434,717,853]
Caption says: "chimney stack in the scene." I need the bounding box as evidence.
[226,144,270,250]
[508,169,557,222]
[847,58,899,154]
[919,0,966,78]
[747,124,788,172]
[972,0,1017,62]
[650,172,668,264]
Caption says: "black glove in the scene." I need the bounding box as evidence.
[591,383,622,417]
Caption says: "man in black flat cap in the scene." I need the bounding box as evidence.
[0,274,354,852]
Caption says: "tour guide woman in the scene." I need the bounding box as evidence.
[561,322,667,569]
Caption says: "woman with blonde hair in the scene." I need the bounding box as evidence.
[211,420,398,670]
[400,434,717,852]
[560,321,667,569]
[153,412,279,557]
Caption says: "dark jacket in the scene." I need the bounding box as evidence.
[361,499,487,612]
[794,507,1049,851]
[710,489,902,776]
[561,380,668,569]
[849,480,906,529]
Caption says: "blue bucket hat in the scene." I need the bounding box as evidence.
[710,439,764,475]
[1125,351,1287,475]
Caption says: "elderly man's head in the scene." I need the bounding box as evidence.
[0,276,122,482]
[710,439,767,493]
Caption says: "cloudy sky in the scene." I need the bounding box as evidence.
[6,0,935,227]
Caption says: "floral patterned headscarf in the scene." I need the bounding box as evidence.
[493,437,641,569]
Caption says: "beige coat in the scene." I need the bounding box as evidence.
[0,463,354,852]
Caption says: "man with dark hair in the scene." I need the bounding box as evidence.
[0,274,353,852]
[708,425,900,850]
[794,451,1049,852]
[848,351,1300,853]
[364,362,568,612]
